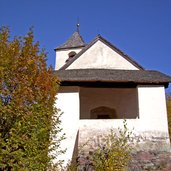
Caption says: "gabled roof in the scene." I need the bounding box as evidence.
[60,35,144,70]
[55,31,86,50]
[55,69,171,88]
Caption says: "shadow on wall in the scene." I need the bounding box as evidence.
[72,130,79,161]
[79,87,139,119]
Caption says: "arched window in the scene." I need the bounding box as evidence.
[66,51,77,63]
[68,51,76,58]
[90,106,117,119]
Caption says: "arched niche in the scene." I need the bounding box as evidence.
[90,106,117,119]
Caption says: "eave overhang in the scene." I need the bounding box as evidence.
[54,69,171,88]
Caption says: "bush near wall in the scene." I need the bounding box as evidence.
[67,120,132,171]
[0,27,63,170]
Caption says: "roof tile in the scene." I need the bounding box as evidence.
[55,69,171,87]
[55,31,86,50]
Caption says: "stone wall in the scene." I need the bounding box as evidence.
[79,120,170,152]
[75,151,171,171]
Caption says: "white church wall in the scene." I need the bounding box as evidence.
[78,86,170,152]
[55,48,82,70]
[79,119,137,149]
[67,40,139,70]
[78,118,170,152]
[55,87,80,166]
[80,87,139,119]
[137,85,169,131]
[54,85,170,166]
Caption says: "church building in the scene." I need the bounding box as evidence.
[54,28,171,164]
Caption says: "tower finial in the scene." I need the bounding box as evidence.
[76,18,80,33]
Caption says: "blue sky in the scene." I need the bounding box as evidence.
[0,0,171,90]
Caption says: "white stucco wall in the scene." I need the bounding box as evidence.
[80,87,139,119]
[137,85,169,131]
[78,85,170,152]
[67,40,139,70]
[55,48,82,70]
[54,85,170,166]
[78,118,170,152]
[55,87,80,166]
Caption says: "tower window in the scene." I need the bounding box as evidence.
[68,51,76,58]
[66,51,77,63]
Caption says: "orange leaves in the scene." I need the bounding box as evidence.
[0,27,59,107]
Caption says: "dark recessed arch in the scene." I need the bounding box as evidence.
[90,106,117,119]
[65,51,77,63]
[68,51,77,58]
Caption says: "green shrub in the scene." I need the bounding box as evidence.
[90,120,132,171]
[67,120,132,171]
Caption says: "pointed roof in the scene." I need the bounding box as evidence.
[60,35,144,70]
[55,31,86,50]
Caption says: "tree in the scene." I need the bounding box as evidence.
[0,27,63,170]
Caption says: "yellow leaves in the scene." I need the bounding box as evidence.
[0,27,9,44]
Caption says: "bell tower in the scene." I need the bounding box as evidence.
[54,26,86,70]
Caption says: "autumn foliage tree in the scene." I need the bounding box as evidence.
[0,27,62,170]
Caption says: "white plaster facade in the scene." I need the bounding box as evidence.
[67,40,139,70]
[54,32,171,166]
[137,86,168,131]
[55,48,83,70]
[56,89,80,165]
[56,85,170,165]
